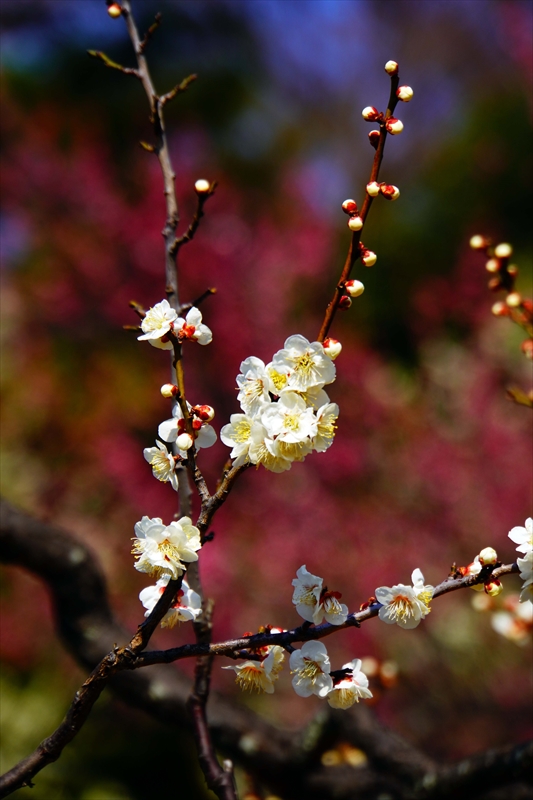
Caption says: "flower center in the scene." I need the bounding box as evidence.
[283,412,301,432]
[389,595,415,621]
[235,665,269,693]
[233,419,252,443]
[269,369,288,391]
[296,658,322,682]
[294,352,315,377]
[158,538,183,564]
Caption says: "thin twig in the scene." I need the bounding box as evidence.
[87,49,140,77]
[174,183,217,253]
[161,74,198,107]
[139,12,162,54]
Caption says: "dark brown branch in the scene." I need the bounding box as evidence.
[174,183,217,252]
[317,71,400,343]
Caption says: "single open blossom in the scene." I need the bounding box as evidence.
[327,659,373,709]
[312,402,339,452]
[236,357,272,417]
[292,565,348,625]
[223,646,285,694]
[271,335,336,392]
[158,402,217,454]
[132,516,201,580]
[290,641,333,698]
[509,518,533,555]
[375,568,434,629]
[137,299,177,350]
[143,441,179,491]
[174,307,212,345]
[220,413,255,466]
[139,575,201,627]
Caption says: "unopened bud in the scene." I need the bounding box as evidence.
[494,242,512,259]
[193,404,215,422]
[323,338,342,360]
[488,277,502,291]
[507,264,518,277]
[478,547,498,565]
[380,184,400,201]
[521,339,533,360]
[368,130,380,149]
[107,3,122,17]
[485,258,499,273]
[470,235,489,250]
[160,383,179,398]
[506,292,522,308]
[339,295,352,309]
[361,249,377,267]
[396,85,413,102]
[491,301,508,317]
[385,117,404,135]
[362,106,380,121]
[384,60,399,75]
[484,579,503,597]
[366,181,381,197]
[194,179,210,194]
[345,279,365,298]
[348,215,364,232]
[342,198,358,215]
[176,432,194,451]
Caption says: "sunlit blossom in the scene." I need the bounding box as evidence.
[375,568,434,629]
[220,413,255,465]
[174,306,212,345]
[327,659,373,709]
[143,441,179,491]
[137,299,177,350]
[139,575,202,627]
[312,402,339,453]
[236,357,271,417]
[292,565,348,625]
[158,402,217,455]
[271,335,336,392]
[261,392,318,444]
[509,518,533,555]
[132,516,201,580]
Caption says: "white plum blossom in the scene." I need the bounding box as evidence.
[236,357,272,417]
[138,299,177,350]
[292,565,348,625]
[174,306,212,345]
[223,646,285,694]
[143,441,179,491]
[271,335,336,392]
[132,516,202,580]
[248,422,293,472]
[158,402,217,455]
[327,659,373,709]
[139,575,202,627]
[375,568,434,629]
[312,403,339,453]
[290,641,333,698]
[261,392,318,444]
[508,518,533,603]
[220,413,255,466]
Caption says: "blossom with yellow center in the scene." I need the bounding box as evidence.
[375,569,434,629]
[223,646,285,694]
[271,335,336,392]
[292,565,348,625]
[290,641,333,698]
[327,659,373,709]
[132,516,201,580]
[137,299,177,350]
[143,441,179,491]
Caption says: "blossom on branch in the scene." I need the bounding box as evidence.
[290,641,333,697]
[158,402,217,455]
[375,568,434,629]
[223,645,285,694]
[292,565,348,625]
[327,659,373,709]
[132,516,201,580]
[137,299,177,350]
[143,440,179,491]
[174,306,212,345]
[139,575,201,627]
[271,335,336,392]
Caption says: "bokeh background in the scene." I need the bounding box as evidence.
[1,1,532,797]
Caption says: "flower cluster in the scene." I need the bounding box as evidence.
[292,565,348,625]
[221,335,339,472]
[375,568,434,629]
[132,515,202,580]
[138,300,212,350]
[139,574,202,628]
[509,518,533,603]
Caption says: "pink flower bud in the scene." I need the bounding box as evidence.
[160,383,179,398]
[194,179,211,194]
[384,60,399,75]
[469,235,489,250]
[366,181,381,197]
[521,339,533,360]
[107,3,122,17]
[323,338,343,360]
[342,199,358,215]
[494,242,512,259]
[345,279,365,297]
[361,249,377,267]
[362,106,380,121]
[193,404,215,422]
[485,258,499,273]
[385,117,404,135]
[478,547,498,565]
[176,432,194,451]
[484,580,503,597]
[491,301,508,317]
[396,85,414,102]
[339,295,352,309]
[506,292,522,308]
[348,216,363,232]
[368,130,380,150]
[380,184,400,201]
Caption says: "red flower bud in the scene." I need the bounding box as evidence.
[339,295,352,309]
[342,199,358,215]
[362,106,380,121]
[368,130,380,149]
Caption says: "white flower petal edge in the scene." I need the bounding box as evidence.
[327,659,373,709]
[291,565,348,625]
[375,569,434,629]
[508,518,533,555]
[139,575,202,627]
[174,306,213,345]
[138,299,177,347]
[143,441,178,491]
[132,515,202,580]
[290,641,333,698]
[508,518,533,604]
